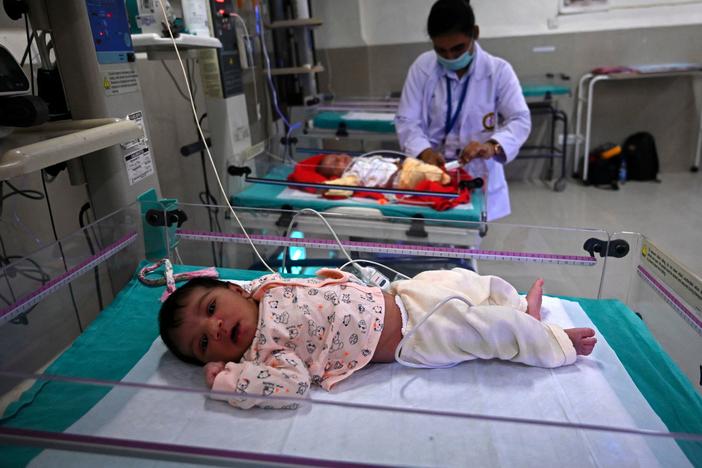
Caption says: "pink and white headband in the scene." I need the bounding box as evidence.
[137,258,219,301]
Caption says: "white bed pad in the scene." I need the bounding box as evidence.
[31,297,690,467]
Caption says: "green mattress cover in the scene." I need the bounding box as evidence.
[313,111,395,133]
[313,85,570,132]
[233,165,485,222]
[1,265,700,466]
[521,84,571,97]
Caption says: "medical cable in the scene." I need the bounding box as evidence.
[0,182,45,249]
[357,149,409,159]
[175,248,184,265]
[157,1,275,274]
[251,6,302,161]
[394,294,475,369]
[339,258,410,288]
[0,232,49,325]
[323,48,334,97]
[253,7,291,129]
[339,259,410,280]
[280,207,354,273]
[158,3,402,287]
[277,208,395,289]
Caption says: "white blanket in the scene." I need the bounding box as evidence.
[31,297,690,467]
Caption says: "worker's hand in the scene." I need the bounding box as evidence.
[460,141,495,164]
[204,361,226,388]
[418,148,445,167]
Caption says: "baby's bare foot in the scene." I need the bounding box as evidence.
[526,279,544,320]
[565,328,597,356]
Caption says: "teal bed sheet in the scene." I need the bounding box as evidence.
[313,111,395,133]
[2,264,701,466]
[233,165,485,223]
[521,84,570,98]
[313,85,570,133]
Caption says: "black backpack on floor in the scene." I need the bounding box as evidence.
[584,143,622,190]
[622,132,659,181]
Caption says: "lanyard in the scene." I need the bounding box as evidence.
[444,75,470,141]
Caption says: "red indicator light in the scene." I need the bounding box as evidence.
[219,8,226,15]
[215,0,225,3]
[106,12,112,18]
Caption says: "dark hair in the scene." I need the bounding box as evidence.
[427,0,475,38]
[158,277,231,365]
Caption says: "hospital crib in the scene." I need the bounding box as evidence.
[293,81,571,192]
[227,146,488,264]
[0,199,700,467]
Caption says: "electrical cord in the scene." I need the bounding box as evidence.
[0,233,50,325]
[280,208,394,290]
[1,181,44,203]
[158,1,275,274]
[175,247,184,264]
[161,60,191,101]
[250,6,302,161]
[78,203,104,311]
[156,2,400,291]
[23,14,34,96]
[339,259,410,281]
[394,295,474,369]
[281,208,354,274]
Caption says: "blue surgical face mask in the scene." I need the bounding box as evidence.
[436,50,473,71]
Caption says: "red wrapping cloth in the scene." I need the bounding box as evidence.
[286,154,473,211]
[286,154,331,192]
[399,179,470,211]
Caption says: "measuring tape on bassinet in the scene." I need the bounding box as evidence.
[176,230,597,266]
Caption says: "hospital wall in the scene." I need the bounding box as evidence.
[313,0,702,176]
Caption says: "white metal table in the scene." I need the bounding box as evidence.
[574,69,702,181]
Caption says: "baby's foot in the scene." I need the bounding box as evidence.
[565,328,597,356]
[526,279,544,320]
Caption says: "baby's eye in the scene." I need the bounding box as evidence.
[207,300,216,316]
[199,335,208,352]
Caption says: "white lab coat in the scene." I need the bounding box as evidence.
[395,43,531,220]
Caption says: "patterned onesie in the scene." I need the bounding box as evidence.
[211,269,385,409]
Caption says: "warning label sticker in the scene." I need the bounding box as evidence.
[122,110,147,150]
[103,69,140,96]
[124,146,154,186]
[641,239,702,320]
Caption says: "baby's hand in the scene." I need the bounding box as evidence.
[204,361,226,388]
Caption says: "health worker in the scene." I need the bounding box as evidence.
[395,0,531,220]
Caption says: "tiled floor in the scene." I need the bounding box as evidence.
[503,171,702,276]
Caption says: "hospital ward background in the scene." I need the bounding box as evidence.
[0,0,701,466]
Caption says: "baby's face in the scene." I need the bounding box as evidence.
[172,284,259,364]
[320,153,352,178]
